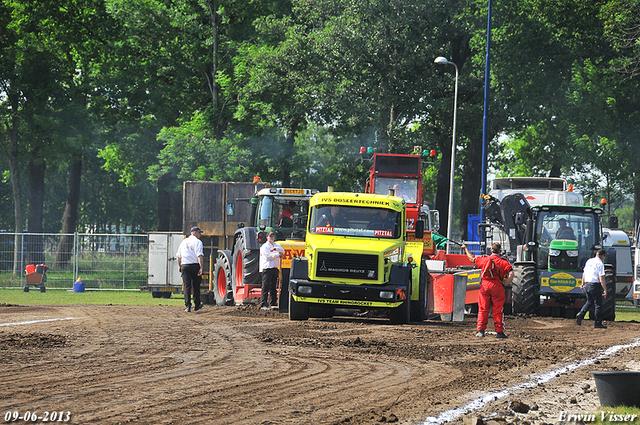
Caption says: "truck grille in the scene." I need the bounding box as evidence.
[315,252,379,280]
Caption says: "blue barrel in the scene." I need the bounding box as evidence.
[74,280,85,293]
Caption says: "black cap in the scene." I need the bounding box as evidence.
[190,226,203,233]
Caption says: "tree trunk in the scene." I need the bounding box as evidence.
[157,173,172,231]
[634,181,640,234]
[460,136,483,240]
[26,156,46,265]
[7,119,24,274]
[53,158,82,268]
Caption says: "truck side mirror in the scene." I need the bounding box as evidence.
[415,220,424,239]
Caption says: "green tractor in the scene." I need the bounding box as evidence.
[510,204,616,320]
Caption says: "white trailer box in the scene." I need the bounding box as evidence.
[147,232,184,298]
[603,228,634,298]
[489,177,583,206]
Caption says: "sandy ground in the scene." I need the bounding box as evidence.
[1,303,639,425]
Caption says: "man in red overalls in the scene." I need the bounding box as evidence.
[462,242,514,339]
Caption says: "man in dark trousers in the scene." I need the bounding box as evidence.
[462,242,514,339]
[176,226,204,312]
[259,231,285,310]
[576,249,608,329]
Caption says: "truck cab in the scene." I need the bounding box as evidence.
[288,191,429,323]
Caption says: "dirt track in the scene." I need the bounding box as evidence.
[1,304,639,425]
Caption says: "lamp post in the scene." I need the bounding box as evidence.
[434,56,459,253]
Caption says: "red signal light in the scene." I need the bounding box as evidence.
[430,150,436,157]
[359,146,366,154]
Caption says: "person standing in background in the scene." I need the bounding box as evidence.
[260,231,284,310]
[176,226,204,313]
[576,249,608,329]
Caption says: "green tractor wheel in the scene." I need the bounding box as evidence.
[602,264,616,322]
[511,264,540,315]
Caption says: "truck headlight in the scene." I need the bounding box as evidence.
[380,291,394,300]
[549,249,560,256]
[567,250,579,257]
[298,286,312,295]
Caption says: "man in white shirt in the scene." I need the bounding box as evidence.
[259,231,284,310]
[576,249,607,328]
[176,226,204,312]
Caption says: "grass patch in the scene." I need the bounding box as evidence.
[0,288,185,306]
[614,301,640,322]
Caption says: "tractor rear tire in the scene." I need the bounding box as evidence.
[511,264,539,315]
[410,262,429,322]
[213,251,233,306]
[602,264,616,322]
[289,291,309,321]
[232,234,260,291]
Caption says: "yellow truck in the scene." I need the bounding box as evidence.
[288,191,431,324]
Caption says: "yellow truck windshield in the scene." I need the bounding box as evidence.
[309,204,401,239]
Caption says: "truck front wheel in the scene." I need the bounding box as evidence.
[410,262,429,322]
[289,292,309,321]
[389,285,411,324]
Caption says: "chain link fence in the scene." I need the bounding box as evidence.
[0,233,148,290]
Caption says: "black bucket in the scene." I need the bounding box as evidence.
[591,371,640,407]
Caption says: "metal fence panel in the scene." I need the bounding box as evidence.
[0,233,148,290]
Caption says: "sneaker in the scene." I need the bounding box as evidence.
[496,332,508,339]
[185,305,192,312]
[576,313,584,326]
[594,323,607,329]
[475,331,485,337]
[260,306,269,311]
[194,302,204,311]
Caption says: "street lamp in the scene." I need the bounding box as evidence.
[434,56,459,253]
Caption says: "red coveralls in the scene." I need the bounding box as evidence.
[475,254,513,333]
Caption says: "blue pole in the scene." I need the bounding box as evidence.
[480,0,492,243]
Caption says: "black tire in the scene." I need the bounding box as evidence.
[40,286,46,293]
[511,264,539,315]
[213,251,233,306]
[410,262,429,322]
[278,268,290,313]
[289,291,309,321]
[162,292,172,299]
[23,286,29,292]
[232,234,260,291]
[602,264,616,321]
[151,291,162,299]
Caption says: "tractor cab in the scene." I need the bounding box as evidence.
[525,205,603,273]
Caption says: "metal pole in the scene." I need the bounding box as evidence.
[123,235,127,290]
[480,0,493,247]
[446,63,459,253]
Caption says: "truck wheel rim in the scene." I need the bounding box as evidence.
[235,252,243,286]
[217,268,227,298]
